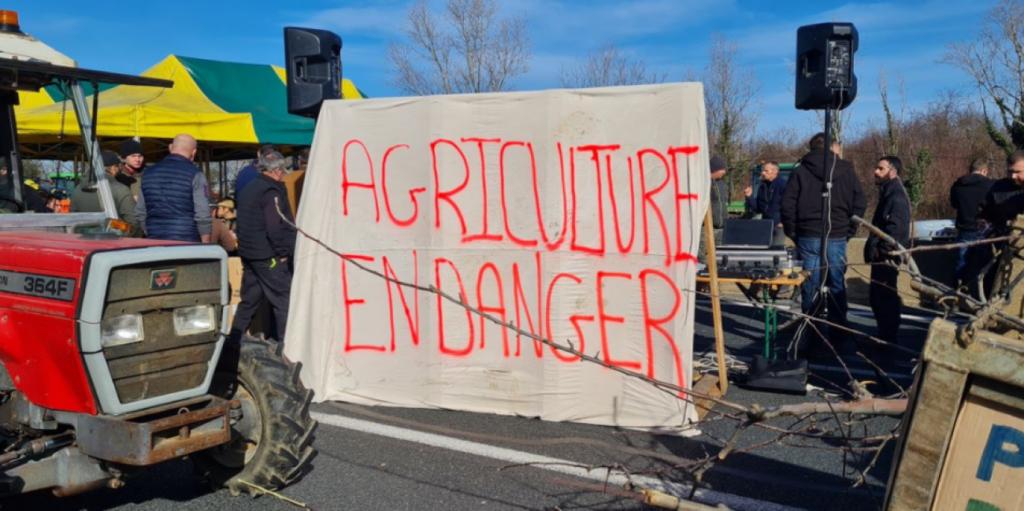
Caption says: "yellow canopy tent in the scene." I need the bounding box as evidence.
[16,54,365,155]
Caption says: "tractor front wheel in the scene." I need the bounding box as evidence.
[192,334,317,496]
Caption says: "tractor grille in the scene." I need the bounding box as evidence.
[101,260,222,404]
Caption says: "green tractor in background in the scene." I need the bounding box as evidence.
[42,171,79,196]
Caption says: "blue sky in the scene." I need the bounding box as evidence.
[9,0,993,138]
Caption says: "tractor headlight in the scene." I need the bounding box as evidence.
[100,314,145,347]
[173,305,216,336]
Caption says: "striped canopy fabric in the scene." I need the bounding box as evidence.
[15,55,366,146]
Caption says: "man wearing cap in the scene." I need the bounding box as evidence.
[116,139,146,200]
[70,150,137,228]
[210,198,238,255]
[698,155,729,264]
[136,134,212,242]
[234,143,278,200]
[231,151,297,343]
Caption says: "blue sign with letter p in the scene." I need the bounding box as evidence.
[976,425,1024,482]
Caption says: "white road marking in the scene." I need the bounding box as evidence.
[312,411,804,511]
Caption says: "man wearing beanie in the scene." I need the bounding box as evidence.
[117,139,146,200]
[70,150,138,230]
[698,155,728,264]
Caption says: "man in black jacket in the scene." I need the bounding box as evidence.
[781,133,866,353]
[865,156,911,344]
[981,151,1024,234]
[977,150,1024,301]
[950,158,994,295]
[230,151,298,343]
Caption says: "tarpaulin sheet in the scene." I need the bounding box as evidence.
[285,83,710,430]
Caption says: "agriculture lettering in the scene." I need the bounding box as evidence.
[334,136,703,393]
[340,137,702,265]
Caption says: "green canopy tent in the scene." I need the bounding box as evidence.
[16,54,367,160]
[16,54,367,195]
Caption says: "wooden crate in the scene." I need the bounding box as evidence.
[885,319,1024,510]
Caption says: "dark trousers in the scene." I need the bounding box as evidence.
[869,264,902,343]
[231,257,292,342]
[954,229,987,298]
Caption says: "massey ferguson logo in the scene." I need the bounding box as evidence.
[150,269,177,290]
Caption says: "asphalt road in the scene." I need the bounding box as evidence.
[6,300,930,511]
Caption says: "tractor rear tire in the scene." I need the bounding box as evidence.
[192,334,317,496]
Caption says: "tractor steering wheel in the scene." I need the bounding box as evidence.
[0,195,23,213]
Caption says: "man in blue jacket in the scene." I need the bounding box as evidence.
[136,134,212,242]
[744,161,787,246]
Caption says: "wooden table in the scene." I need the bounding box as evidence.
[696,271,806,359]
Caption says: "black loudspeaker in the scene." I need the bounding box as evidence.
[284,27,343,118]
[795,22,858,110]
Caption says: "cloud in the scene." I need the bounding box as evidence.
[730,0,990,61]
[293,5,409,39]
[295,0,988,131]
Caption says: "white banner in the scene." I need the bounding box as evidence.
[285,84,710,429]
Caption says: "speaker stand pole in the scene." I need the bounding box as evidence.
[810,108,834,350]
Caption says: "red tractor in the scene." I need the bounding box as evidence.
[0,11,316,498]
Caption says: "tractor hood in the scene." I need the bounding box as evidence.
[0,232,184,279]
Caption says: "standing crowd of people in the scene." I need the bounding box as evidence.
[132,135,299,344]
[9,129,1024,353]
[706,132,1024,356]
[6,134,302,344]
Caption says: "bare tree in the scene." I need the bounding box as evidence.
[810,106,854,149]
[874,67,932,213]
[558,41,667,88]
[944,0,1024,154]
[386,0,531,96]
[876,67,907,156]
[697,34,762,199]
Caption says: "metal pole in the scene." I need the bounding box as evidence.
[70,82,118,220]
[814,108,833,316]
